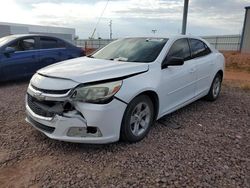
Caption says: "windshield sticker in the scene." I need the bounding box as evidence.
[146,38,165,42]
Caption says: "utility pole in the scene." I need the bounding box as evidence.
[90,28,96,39]
[109,20,113,39]
[181,0,189,35]
[152,29,157,35]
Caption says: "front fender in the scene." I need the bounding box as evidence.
[115,68,160,104]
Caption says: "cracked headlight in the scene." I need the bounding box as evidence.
[71,80,122,103]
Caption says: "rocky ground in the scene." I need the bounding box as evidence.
[0,80,249,188]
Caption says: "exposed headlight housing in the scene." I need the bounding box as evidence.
[71,81,122,103]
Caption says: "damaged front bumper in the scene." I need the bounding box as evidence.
[25,84,127,144]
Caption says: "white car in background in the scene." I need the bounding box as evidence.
[25,35,225,144]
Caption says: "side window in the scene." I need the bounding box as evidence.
[167,38,191,61]
[7,38,35,52]
[189,39,211,58]
[40,37,59,49]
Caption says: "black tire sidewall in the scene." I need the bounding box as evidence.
[213,75,222,98]
[120,95,154,142]
[206,73,222,101]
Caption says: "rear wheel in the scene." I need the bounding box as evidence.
[120,95,154,142]
[205,73,222,101]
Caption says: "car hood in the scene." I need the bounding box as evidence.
[37,57,149,83]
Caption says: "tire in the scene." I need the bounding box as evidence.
[205,73,222,101]
[120,95,154,143]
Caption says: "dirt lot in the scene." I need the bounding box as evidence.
[0,75,249,187]
[223,51,250,73]
[1,51,250,187]
[223,52,250,91]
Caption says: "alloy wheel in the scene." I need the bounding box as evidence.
[212,76,221,98]
[130,102,151,137]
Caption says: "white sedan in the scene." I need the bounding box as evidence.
[25,35,225,143]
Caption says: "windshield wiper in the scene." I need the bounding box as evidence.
[110,57,128,62]
[87,55,95,58]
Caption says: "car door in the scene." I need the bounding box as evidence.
[159,38,197,115]
[0,37,39,80]
[37,37,64,69]
[188,39,213,96]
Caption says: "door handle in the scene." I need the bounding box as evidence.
[189,68,196,73]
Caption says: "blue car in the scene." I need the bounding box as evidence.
[0,34,85,81]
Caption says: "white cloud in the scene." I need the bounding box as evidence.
[0,0,249,38]
[0,0,36,24]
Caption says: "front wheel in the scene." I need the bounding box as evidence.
[120,95,154,143]
[205,73,222,101]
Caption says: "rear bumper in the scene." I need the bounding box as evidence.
[26,98,127,144]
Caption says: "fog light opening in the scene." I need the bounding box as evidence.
[63,101,75,112]
[67,127,102,137]
[87,127,97,134]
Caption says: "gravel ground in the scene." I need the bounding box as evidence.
[0,80,249,188]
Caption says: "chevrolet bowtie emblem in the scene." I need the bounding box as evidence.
[33,91,45,101]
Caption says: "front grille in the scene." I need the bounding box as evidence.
[27,116,55,133]
[27,94,55,118]
[31,85,70,95]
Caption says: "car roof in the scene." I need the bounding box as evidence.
[0,34,75,50]
[120,35,204,41]
[118,35,214,52]
[3,34,64,40]
[169,34,204,40]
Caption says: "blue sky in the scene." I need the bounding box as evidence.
[0,0,249,39]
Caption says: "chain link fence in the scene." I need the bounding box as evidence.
[76,39,114,50]
[202,35,241,51]
[76,35,242,52]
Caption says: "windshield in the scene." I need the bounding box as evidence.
[0,35,16,46]
[92,38,168,63]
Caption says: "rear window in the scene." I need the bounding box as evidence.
[40,37,61,49]
[189,39,211,58]
[58,40,67,48]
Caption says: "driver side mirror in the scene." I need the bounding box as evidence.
[4,47,15,55]
[162,56,184,69]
